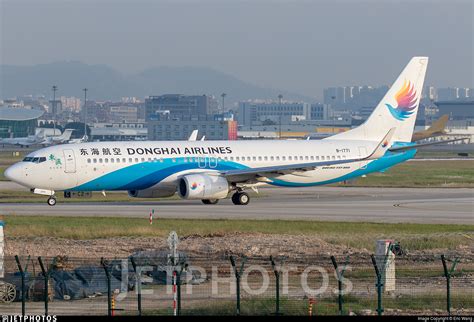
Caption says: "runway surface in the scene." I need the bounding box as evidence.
[1,184,473,224]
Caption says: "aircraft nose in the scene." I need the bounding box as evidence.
[4,164,23,183]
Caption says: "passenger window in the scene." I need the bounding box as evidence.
[337,156,341,160]
[148,158,152,162]
[327,156,330,160]
[258,156,262,161]
[264,156,268,161]
[230,157,234,161]
[141,158,145,162]
[236,157,240,161]
[299,156,304,160]
[270,156,274,161]
[117,158,120,163]
[99,158,103,163]
[111,158,115,163]
[276,156,280,161]
[310,156,314,160]
[288,156,292,161]
[135,158,139,163]
[87,159,91,163]
[247,156,251,161]
[321,156,325,161]
[332,156,335,160]
[305,156,309,160]
[93,159,97,163]
[282,156,286,161]
[253,156,256,161]
[105,158,108,163]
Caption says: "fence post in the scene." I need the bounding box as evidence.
[230,256,247,316]
[130,257,142,316]
[370,254,383,316]
[270,256,282,316]
[441,255,459,316]
[331,255,349,315]
[101,258,112,317]
[14,255,30,316]
[176,262,188,316]
[38,257,53,316]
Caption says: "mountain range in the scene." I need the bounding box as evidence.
[0,61,315,106]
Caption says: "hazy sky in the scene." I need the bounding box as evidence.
[1,0,473,98]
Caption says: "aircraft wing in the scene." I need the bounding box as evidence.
[221,128,395,182]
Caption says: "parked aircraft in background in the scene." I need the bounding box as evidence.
[68,135,88,144]
[5,57,462,207]
[41,129,75,145]
[0,130,45,147]
[411,114,449,142]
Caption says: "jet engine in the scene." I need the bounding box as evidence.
[178,173,229,200]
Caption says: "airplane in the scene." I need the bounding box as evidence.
[188,130,199,141]
[68,134,88,144]
[0,129,45,147]
[187,130,206,141]
[41,129,75,145]
[5,57,462,207]
[411,114,449,142]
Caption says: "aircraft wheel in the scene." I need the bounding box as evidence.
[232,192,250,205]
[47,196,57,206]
[202,199,219,205]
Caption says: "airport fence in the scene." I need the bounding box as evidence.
[0,254,473,316]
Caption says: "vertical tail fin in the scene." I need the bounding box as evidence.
[330,57,429,143]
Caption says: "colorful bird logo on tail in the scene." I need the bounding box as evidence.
[385,80,418,121]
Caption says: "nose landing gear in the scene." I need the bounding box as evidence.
[47,196,57,206]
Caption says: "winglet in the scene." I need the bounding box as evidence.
[367,128,396,160]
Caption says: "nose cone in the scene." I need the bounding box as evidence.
[4,164,24,184]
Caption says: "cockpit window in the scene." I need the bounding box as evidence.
[23,157,46,163]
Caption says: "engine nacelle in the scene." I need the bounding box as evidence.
[128,188,175,198]
[178,174,229,200]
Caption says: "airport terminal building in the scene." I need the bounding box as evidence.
[0,107,44,138]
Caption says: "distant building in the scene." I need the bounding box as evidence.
[60,96,82,112]
[0,107,44,138]
[435,101,474,121]
[109,105,139,123]
[310,103,331,120]
[145,94,217,120]
[91,122,147,141]
[238,101,310,127]
[147,114,237,141]
[437,88,458,101]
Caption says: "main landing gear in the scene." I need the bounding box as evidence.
[47,196,57,206]
[231,191,250,205]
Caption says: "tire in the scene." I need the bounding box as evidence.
[47,197,57,206]
[202,199,219,205]
[232,192,250,205]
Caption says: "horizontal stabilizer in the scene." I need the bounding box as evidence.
[389,138,470,152]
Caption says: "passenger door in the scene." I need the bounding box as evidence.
[63,149,76,173]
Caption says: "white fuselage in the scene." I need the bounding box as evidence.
[5,139,413,196]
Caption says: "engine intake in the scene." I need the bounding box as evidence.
[178,174,229,200]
